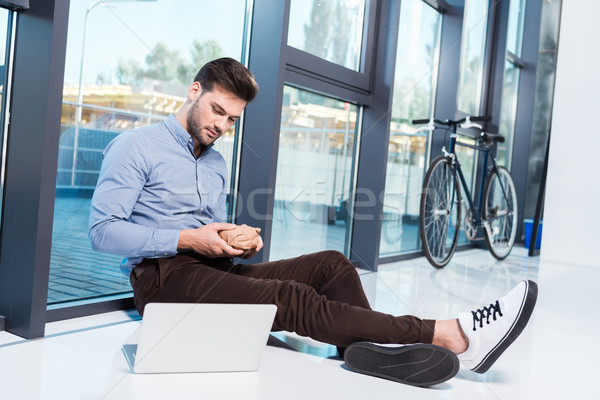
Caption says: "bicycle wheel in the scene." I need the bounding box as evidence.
[483,166,517,260]
[419,156,461,268]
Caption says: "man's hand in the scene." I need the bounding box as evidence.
[178,223,245,258]
[239,235,264,259]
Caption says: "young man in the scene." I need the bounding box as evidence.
[89,58,537,387]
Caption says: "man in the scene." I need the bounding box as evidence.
[89,58,537,388]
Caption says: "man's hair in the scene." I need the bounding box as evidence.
[193,57,258,103]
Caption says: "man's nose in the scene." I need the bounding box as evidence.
[213,115,228,134]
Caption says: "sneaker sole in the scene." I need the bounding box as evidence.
[344,342,460,387]
[472,279,538,373]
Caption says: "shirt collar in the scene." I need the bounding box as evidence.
[164,114,194,149]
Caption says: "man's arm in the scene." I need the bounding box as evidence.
[89,131,249,260]
[89,132,180,258]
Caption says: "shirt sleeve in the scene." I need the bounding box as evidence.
[88,131,180,258]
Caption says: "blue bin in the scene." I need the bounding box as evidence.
[524,219,543,250]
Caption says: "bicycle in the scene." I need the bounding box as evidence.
[413,116,517,268]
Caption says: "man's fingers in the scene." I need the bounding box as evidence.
[221,243,244,257]
[255,236,264,252]
[209,222,238,231]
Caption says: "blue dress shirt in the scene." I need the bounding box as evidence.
[89,114,228,275]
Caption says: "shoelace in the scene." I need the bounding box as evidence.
[471,300,503,331]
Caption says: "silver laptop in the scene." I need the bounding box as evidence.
[122,303,277,374]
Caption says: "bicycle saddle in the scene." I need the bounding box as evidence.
[481,132,505,143]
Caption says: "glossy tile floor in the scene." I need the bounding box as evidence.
[0,247,597,399]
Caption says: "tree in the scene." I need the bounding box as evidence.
[116,59,144,86]
[115,40,224,87]
[144,42,187,83]
[191,39,223,70]
[331,0,352,67]
[304,0,332,59]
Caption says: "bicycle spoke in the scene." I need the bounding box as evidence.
[483,167,517,259]
[419,156,461,268]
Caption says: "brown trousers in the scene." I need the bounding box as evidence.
[130,250,435,348]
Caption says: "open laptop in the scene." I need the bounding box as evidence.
[122,303,277,374]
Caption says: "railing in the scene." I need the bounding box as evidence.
[58,102,168,190]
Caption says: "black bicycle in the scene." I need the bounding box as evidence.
[413,116,517,268]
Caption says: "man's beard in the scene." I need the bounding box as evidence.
[187,98,221,148]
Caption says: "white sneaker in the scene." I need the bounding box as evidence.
[458,280,538,373]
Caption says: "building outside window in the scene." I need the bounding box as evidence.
[270,86,359,261]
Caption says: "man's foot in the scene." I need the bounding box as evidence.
[458,280,538,373]
[344,343,460,387]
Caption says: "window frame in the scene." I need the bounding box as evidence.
[283,0,378,95]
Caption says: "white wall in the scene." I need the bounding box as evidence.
[541,0,600,268]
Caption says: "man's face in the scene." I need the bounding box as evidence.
[186,84,247,149]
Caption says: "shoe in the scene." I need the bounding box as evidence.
[344,342,460,387]
[458,280,538,373]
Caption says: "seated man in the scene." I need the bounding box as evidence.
[89,57,537,388]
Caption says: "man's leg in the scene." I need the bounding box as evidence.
[231,250,375,357]
[129,252,459,387]
[233,251,372,311]
[130,252,435,348]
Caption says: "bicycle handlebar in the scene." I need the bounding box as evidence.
[470,116,492,122]
[412,118,431,125]
[412,116,491,126]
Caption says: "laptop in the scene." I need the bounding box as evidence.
[122,303,277,374]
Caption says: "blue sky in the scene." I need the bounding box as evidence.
[64,0,248,87]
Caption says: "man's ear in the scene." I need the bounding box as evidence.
[189,81,202,101]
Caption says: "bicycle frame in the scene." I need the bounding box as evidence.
[444,128,505,229]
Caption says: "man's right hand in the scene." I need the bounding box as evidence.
[177,223,245,258]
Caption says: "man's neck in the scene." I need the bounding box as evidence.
[194,142,208,158]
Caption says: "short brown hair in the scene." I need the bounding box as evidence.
[193,57,258,103]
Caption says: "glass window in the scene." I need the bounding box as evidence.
[49,0,248,306]
[379,0,441,257]
[0,8,9,116]
[287,0,366,71]
[496,60,520,167]
[270,86,359,261]
[0,8,11,236]
[497,0,527,168]
[524,0,561,220]
[457,0,490,115]
[0,8,10,194]
[506,0,526,57]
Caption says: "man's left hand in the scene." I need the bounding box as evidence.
[239,235,263,259]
